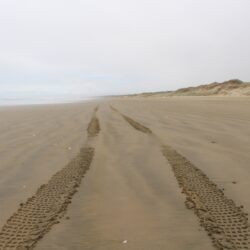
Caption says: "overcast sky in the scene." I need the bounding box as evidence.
[0,0,250,98]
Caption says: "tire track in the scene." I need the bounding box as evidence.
[111,106,250,249]
[0,148,94,250]
[162,146,249,249]
[87,106,100,137]
[110,105,151,134]
[0,108,101,250]
[122,115,152,134]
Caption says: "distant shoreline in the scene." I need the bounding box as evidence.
[0,96,97,106]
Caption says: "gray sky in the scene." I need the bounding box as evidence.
[0,0,250,97]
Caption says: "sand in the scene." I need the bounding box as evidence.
[0,97,250,249]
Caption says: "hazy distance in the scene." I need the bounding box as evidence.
[0,0,250,102]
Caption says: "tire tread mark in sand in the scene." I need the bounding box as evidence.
[0,109,101,250]
[0,147,94,250]
[162,145,250,249]
[87,106,100,137]
[111,105,250,249]
[110,105,152,134]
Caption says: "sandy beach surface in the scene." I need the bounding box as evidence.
[0,97,250,250]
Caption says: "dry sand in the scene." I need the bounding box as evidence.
[0,97,250,249]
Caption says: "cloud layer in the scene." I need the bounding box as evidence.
[0,0,250,97]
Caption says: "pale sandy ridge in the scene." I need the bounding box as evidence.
[123,79,250,97]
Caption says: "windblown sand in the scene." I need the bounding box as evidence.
[0,97,250,249]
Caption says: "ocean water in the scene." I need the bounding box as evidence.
[0,96,94,106]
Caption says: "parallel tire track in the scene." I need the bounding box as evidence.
[111,106,250,249]
[122,115,152,134]
[162,145,250,249]
[87,107,100,137]
[110,105,151,134]
[0,147,94,250]
[0,107,102,250]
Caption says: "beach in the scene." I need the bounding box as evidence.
[0,97,250,249]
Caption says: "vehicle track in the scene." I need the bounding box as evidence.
[111,106,250,249]
[162,145,249,249]
[0,108,101,250]
[0,148,94,250]
[87,106,100,137]
[110,105,152,134]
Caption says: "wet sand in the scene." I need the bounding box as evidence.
[0,97,250,249]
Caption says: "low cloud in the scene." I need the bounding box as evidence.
[0,0,250,97]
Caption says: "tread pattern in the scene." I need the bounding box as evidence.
[162,145,250,249]
[0,147,94,250]
[87,107,100,137]
[111,106,250,249]
[110,106,151,134]
[122,115,152,134]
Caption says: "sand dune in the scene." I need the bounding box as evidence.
[127,79,250,97]
[0,97,250,249]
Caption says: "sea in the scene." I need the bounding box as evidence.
[0,96,95,106]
